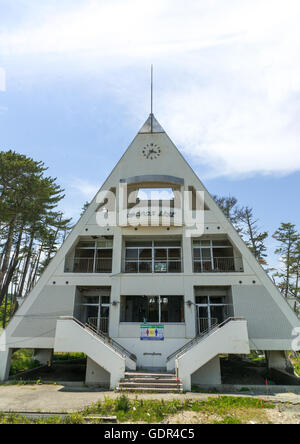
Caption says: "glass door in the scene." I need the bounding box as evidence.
[196,296,226,335]
[196,305,209,334]
[99,303,110,334]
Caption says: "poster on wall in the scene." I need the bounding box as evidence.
[140,325,164,340]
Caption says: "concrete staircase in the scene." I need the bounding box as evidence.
[117,371,183,393]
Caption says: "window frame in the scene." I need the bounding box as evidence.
[120,295,185,324]
[124,240,182,274]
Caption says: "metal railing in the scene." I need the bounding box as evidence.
[193,257,243,273]
[167,317,245,362]
[59,316,137,362]
[124,260,182,273]
[197,317,218,334]
[67,257,112,273]
[87,317,109,334]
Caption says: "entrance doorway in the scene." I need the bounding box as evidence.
[195,296,226,335]
[78,288,110,335]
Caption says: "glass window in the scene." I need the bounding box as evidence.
[76,241,95,248]
[75,248,94,258]
[124,240,182,273]
[155,248,167,260]
[125,261,138,273]
[126,249,138,259]
[139,248,152,259]
[120,296,184,323]
[139,261,152,273]
[168,248,181,259]
[195,296,208,304]
[154,262,167,273]
[160,296,184,322]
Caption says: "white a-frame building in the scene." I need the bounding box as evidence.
[1,114,299,390]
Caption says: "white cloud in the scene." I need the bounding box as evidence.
[1,0,300,177]
[68,179,99,200]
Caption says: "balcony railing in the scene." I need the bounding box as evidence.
[193,257,243,273]
[124,260,182,273]
[87,317,109,334]
[65,257,112,273]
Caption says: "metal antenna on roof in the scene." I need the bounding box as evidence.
[150,64,153,132]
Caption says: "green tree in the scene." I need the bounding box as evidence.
[273,223,299,299]
[0,150,71,308]
[236,206,268,264]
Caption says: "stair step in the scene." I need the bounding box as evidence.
[124,372,175,378]
[120,378,179,384]
[119,382,182,389]
[118,387,183,393]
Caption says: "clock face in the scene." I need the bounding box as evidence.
[142,143,161,160]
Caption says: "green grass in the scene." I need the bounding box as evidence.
[52,352,85,362]
[0,395,275,424]
[290,353,300,376]
[82,395,274,424]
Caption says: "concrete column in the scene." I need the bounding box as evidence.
[0,348,13,382]
[33,349,53,366]
[265,350,292,372]
[112,228,122,275]
[191,356,222,386]
[85,357,110,387]
[109,279,121,338]
[182,228,193,274]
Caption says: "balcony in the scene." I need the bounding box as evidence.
[68,257,112,273]
[64,238,113,273]
[123,240,182,274]
[193,257,243,273]
[193,238,243,273]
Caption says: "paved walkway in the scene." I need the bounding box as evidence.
[0,384,300,413]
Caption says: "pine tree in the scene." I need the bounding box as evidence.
[273,223,300,299]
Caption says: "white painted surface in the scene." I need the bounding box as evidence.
[176,320,250,390]
[54,319,126,388]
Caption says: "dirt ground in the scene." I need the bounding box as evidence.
[166,405,300,424]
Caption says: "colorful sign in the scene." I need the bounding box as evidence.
[140,324,164,341]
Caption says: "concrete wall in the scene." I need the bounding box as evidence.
[54,319,126,388]
[85,357,110,387]
[232,285,297,349]
[191,356,221,386]
[177,320,250,390]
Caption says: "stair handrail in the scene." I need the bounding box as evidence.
[59,316,137,362]
[166,317,245,362]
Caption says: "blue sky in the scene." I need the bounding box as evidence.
[0,0,299,267]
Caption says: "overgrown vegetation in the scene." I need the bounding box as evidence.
[9,349,40,376]
[290,353,300,376]
[81,395,274,424]
[0,395,275,424]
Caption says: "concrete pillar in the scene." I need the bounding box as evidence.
[0,348,13,382]
[182,228,193,274]
[85,357,110,387]
[182,231,196,339]
[265,350,292,372]
[33,349,53,366]
[109,279,121,338]
[191,356,222,386]
[112,228,122,275]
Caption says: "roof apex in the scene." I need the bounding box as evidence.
[138,114,165,134]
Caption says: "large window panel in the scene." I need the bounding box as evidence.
[124,240,182,273]
[160,296,184,322]
[120,295,184,323]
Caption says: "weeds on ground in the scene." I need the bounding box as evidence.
[82,395,274,424]
[9,349,40,376]
[0,395,275,424]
